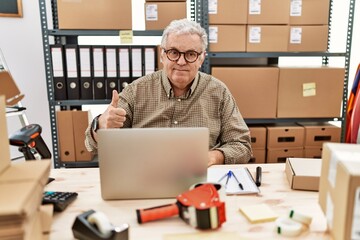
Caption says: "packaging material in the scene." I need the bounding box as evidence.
[211,67,279,118]
[0,71,24,106]
[319,143,360,240]
[247,0,290,24]
[266,124,305,148]
[249,125,267,149]
[288,25,328,52]
[277,67,345,118]
[285,158,321,191]
[249,149,266,164]
[266,148,303,163]
[0,95,52,239]
[289,0,330,25]
[246,25,289,52]
[209,25,246,52]
[304,147,323,158]
[57,0,132,30]
[145,2,186,30]
[298,122,341,147]
[208,0,248,24]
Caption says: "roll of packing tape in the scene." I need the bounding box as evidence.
[288,210,312,226]
[275,217,303,237]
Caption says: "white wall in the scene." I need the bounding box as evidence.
[0,0,359,162]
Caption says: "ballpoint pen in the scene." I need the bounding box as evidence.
[230,170,244,190]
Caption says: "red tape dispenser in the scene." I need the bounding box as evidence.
[136,183,226,229]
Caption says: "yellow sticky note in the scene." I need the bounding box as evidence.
[239,204,278,223]
[303,82,316,97]
[119,30,133,44]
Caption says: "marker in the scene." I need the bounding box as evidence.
[230,170,244,190]
[255,166,262,187]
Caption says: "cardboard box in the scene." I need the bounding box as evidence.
[145,2,186,30]
[57,0,132,30]
[304,147,323,158]
[208,0,247,24]
[211,67,279,118]
[277,67,345,118]
[72,111,93,161]
[249,125,267,149]
[285,158,321,191]
[289,0,330,25]
[288,25,328,52]
[249,148,266,164]
[266,124,305,148]
[209,25,246,52]
[246,25,289,52]
[298,122,341,147]
[247,0,290,24]
[266,147,304,163]
[319,143,360,240]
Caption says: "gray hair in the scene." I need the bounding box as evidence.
[161,18,208,52]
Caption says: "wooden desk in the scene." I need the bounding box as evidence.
[47,164,329,239]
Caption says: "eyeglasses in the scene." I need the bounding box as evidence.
[163,48,202,63]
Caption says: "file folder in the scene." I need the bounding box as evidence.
[144,46,157,75]
[64,45,80,100]
[118,47,131,91]
[92,46,106,99]
[105,46,119,99]
[50,45,67,100]
[131,46,143,81]
[79,45,93,100]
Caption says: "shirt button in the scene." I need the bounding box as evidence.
[173,121,178,125]
[177,98,181,102]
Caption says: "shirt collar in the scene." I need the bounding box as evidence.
[161,70,200,99]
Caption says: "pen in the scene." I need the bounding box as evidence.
[255,166,262,187]
[217,171,229,183]
[225,171,231,186]
[230,170,244,190]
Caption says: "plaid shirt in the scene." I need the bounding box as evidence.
[85,70,252,164]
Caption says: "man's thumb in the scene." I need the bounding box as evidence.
[110,90,119,107]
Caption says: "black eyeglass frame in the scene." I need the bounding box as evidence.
[163,48,202,63]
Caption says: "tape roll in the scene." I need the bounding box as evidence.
[275,217,303,237]
[87,211,113,237]
[288,210,312,226]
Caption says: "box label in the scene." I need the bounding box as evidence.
[303,83,316,97]
[352,187,360,239]
[249,0,261,15]
[208,26,218,43]
[326,193,334,229]
[290,27,302,44]
[290,0,302,16]
[146,4,158,21]
[208,0,218,14]
[249,27,261,43]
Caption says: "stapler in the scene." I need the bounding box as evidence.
[136,183,226,229]
[72,210,129,240]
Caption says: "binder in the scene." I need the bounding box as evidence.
[105,46,119,99]
[56,111,76,162]
[78,45,93,100]
[144,46,157,75]
[50,45,67,100]
[118,46,131,91]
[92,46,106,99]
[64,45,80,100]
[131,46,143,81]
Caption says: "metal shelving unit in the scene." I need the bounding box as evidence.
[196,0,356,141]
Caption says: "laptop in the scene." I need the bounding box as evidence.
[97,127,209,200]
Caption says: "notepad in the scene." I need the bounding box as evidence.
[239,204,278,223]
[207,167,260,195]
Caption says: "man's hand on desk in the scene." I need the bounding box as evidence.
[208,150,225,167]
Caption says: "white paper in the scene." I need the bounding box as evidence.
[144,48,155,75]
[93,48,104,77]
[51,47,64,77]
[208,0,218,14]
[66,48,78,78]
[290,27,302,44]
[208,26,218,43]
[119,48,130,78]
[290,0,302,17]
[249,0,261,15]
[249,26,261,43]
[146,4,158,21]
[106,48,117,78]
[79,48,91,77]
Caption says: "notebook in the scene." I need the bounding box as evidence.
[97,128,209,200]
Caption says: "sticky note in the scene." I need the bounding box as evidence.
[303,82,316,97]
[120,30,133,44]
[239,203,278,223]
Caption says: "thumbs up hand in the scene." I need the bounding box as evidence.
[98,90,127,130]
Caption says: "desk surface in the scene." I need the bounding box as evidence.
[47,164,329,240]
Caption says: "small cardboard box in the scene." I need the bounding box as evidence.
[209,25,246,52]
[208,0,248,24]
[145,2,186,30]
[211,67,279,118]
[266,147,304,163]
[247,0,290,24]
[289,0,330,25]
[288,25,328,52]
[249,149,266,164]
[246,25,289,52]
[298,122,341,147]
[304,147,323,158]
[57,0,132,30]
[249,125,267,149]
[285,158,321,191]
[266,124,305,148]
[277,67,345,118]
